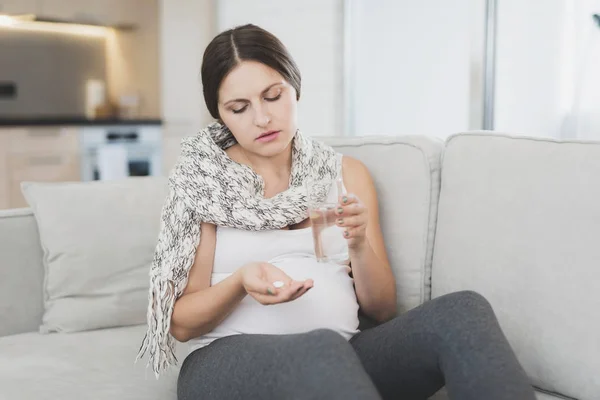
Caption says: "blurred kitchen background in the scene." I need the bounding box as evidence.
[0,0,599,210]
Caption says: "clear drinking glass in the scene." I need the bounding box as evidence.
[305,177,346,263]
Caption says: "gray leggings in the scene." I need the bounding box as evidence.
[177,290,536,400]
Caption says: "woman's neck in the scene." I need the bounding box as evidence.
[240,142,293,182]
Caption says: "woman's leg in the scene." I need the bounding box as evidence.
[178,328,382,400]
[350,290,536,400]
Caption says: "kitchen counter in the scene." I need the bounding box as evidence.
[0,117,163,127]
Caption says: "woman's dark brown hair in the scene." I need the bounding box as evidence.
[201,24,302,119]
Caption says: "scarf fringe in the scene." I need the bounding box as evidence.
[135,276,178,379]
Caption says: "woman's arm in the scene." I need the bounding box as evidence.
[342,156,397,323]
[170,222,248,342]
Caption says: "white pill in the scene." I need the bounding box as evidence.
[273,281,285,288]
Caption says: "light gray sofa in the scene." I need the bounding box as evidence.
[1,132,598,400]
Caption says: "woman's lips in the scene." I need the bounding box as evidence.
[256,130,281,143]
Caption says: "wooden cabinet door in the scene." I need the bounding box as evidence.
[6,127,82,209]
[0,133,9,210]
[0,0,38,15]
[39,0,124,25]
[8,127,79,154]
[8,152,81,208]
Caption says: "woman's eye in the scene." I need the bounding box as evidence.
[232,106,247,114]
[264,93,281,102]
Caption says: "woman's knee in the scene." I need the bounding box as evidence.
[436,290,493,313]
[431,290,498,332]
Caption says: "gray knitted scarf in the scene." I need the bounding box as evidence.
[136,121,342,377]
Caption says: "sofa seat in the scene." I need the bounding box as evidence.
[429,387,571,400]
[0,324,572,400]
[0,325,184,400]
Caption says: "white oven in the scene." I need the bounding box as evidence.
[80,125,162,181]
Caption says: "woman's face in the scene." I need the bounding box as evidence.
[217,60,298,158]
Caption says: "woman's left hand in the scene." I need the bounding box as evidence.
[335,193,369,249]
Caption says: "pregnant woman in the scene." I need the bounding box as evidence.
[138,23,536,400]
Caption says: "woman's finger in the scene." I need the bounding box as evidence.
[338,193,358,206]
[336,202,365,218]
[278,280,305,300]
[342,226,366,240]
[290,280,314,301]
[335,215,365,228]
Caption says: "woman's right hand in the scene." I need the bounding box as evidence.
[239,262,314,305]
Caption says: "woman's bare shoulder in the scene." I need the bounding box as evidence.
[341,156,373,190]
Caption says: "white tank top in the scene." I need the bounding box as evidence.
[187,180,360,354]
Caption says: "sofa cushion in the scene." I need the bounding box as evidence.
[431,133,600,400]
[325,135,444,311]
[0,325,186,400]
[21,177,168,333]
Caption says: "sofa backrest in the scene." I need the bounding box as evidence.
[431,132,600,400]
[0,135,445,336]
[325,135,444,312]
[0,208,45,336]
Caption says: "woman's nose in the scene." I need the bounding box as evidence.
[253,105,271,127]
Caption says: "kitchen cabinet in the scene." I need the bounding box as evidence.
[0,133,9,210]
[114,0,147,24]
[8,127,79,154]
[2,127,81,210]
[0,0,38,15]
[1,0,141,27]
[8,152,80,208]
[39,0,131,26]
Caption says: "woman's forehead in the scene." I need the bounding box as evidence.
[219,61,285,100]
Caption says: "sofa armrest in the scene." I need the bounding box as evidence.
[0,208,44,337]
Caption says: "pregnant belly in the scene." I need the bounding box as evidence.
[209,257,360,339]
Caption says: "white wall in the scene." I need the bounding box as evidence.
[494,0,569,138]
[216,0,344,137]
[160,0,215,172]
[560,0,600,140]
[160,0,214,128]
[349,0,476,138]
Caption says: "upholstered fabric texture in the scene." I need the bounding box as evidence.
[432,133,600,400]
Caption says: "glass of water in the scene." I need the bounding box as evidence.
[305,177,346,263]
